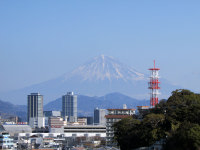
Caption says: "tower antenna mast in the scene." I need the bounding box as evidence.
[148,60,160,107]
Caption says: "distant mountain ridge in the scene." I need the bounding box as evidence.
[0,55,179,104]
[0,93,147,121]
[44,92,148,116]
[0,99,26,121]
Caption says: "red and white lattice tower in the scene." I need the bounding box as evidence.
[148,60,160,107]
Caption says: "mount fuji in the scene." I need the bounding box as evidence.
[1,55,179,104]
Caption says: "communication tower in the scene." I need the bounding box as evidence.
[148,60,160,107]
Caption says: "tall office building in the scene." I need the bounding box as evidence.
[27,93,44,128]
[62,92,77,122]
[94,108,106,125]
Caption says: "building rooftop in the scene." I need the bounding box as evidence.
[105,115,133,119]
[137,106,150,107]
[64,125,106,128]
[30,93,41,95]
[3,125,32,133]
[137,106,150,109]
[107,109,136,111]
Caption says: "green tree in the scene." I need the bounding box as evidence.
[141,113,166,146]
[164,123,200,150]
[113,114,166,149]
[113,89,200,149]
[113,117,143,150]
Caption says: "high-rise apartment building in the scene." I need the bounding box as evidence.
[62,92,77,122]
[27,93,44,128]
[94,108,106,125]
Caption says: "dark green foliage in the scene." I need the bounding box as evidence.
[164,123,200,150]
[113,117,142,150]
[113,114,166,150]
[142,113,165,145]
[113,89,200,150]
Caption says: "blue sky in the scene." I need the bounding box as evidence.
[1,1,200,92]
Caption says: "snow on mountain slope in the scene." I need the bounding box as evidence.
[64,55,145,82]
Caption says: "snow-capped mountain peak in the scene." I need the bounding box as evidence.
[64,55,145,82]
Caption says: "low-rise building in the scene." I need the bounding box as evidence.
[49,117,66,133]
[77,117,87,125]
[2,125,32,136]
[44,111,61,126]
[105,108,136,145]
[64,125,106,137]
[0,132,14,149]
[0,116,19,125]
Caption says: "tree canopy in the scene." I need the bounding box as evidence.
[113,89,200,150]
